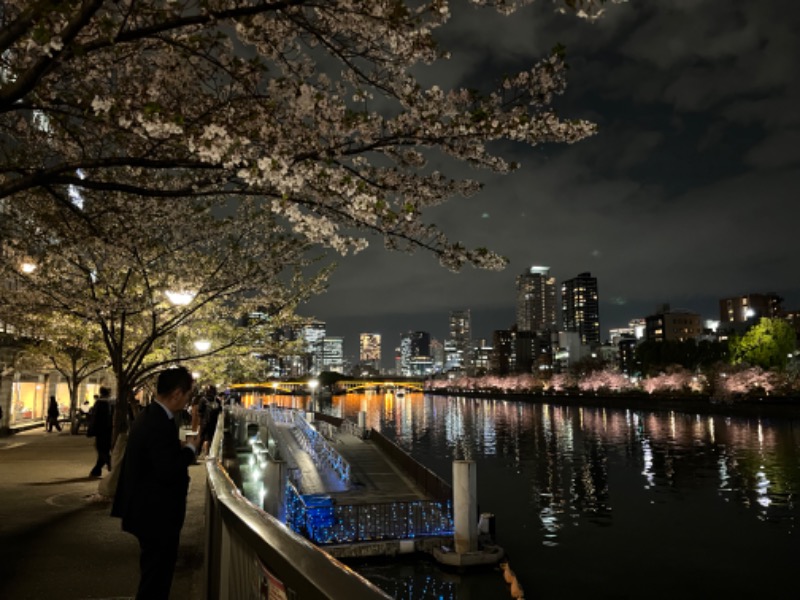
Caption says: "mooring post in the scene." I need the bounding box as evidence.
[357,410,366,431]
[453,460,477,554]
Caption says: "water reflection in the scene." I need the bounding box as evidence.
[261,392,800,597]
[314,393,800,532]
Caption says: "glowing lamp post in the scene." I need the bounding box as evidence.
[308,378,319,412]
[20,262,36,274]
[165,290,195,306]
[165,290,195,361]
[194,340,211,352]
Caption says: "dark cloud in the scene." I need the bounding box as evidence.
[303,0,800,364]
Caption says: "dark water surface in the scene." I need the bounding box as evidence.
[317,392,800,599]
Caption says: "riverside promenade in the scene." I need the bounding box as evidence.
[0,426,206,600]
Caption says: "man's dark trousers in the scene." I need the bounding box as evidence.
[136,527,181,599]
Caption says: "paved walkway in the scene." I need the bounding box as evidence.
[0,427,206,600]
[269,416,428,505]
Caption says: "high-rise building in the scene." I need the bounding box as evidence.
[398,331,431,376]
[445,309,472,372]
[359,333,381,371]
[561,272,600,346]
[430,338,445,373]
[490,329,513,375]
[301,321,326,374]
[471,338,492,375]
[321,336,344,373]
[719,293,783,324]
[516,266,557,332]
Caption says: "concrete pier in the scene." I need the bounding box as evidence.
[453,460,477,554]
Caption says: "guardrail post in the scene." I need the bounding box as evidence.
[264,458,287,522]
[219,518,232,600]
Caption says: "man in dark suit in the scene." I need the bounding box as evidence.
[112,366,198,600]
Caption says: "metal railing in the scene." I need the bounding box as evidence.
[292,412,351,484]
[369,429,453,503]
[203,411,390,600]
[285,480,454,545]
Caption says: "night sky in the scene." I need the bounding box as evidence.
[302,0,800,365]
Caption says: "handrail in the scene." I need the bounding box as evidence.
[204,411,390,600]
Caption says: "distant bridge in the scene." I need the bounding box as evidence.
[228,378,426,395]
[336,380,425,393]
[229,381,311,394]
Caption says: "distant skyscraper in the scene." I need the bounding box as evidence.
[399,331,431,376]
[561,272,600,345]
[321,337,344,373]
[359,333,381,370]
[302,321,326,375]
[445,310,472,372]
[490,329,513,375]
[516,266,557,332]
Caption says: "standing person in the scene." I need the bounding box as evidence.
[89,387,113,477]
[111,367,198,600]
[46,396,62,432]
[199,395,222,459]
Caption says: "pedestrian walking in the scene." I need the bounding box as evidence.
[46,396,62,432]
[111,366,198,600]
[88,387,113,477]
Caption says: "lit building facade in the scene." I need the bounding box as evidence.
[445,310,472,373]
[490,329,514,375]
[302,321,326,375]
[321,337,344,373]
[719,293,783,324]
[516,266,557,332]
[398,331,432,376]
[561,272,600,346]
[645,305,702,342]
[359,333,381,371]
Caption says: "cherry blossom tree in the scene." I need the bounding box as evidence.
[17,313,108,420]
[0,0,615,271]
[0,198,327,435]
[577,368,633,393]
[714,367,776,400]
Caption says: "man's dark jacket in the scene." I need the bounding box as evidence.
[111,402,195,536]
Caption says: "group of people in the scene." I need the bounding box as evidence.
[40,368,209,599]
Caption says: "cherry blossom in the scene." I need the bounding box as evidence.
[0,0,613,270]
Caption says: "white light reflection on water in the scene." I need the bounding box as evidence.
[641,437,655,489]
[300,393,800,598]
[755,469,772,508]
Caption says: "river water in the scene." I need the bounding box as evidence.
[306,391,800,599]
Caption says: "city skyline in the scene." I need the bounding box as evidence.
[310,277,793,371]
[302,1,800,363]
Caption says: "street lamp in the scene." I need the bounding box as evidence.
[165,291,196,361]
[194,340,211,352]
[165,290,195,306]
[20,262,36,274]
[308,378,319,412]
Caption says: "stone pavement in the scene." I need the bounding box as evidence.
[0,427,207,600]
